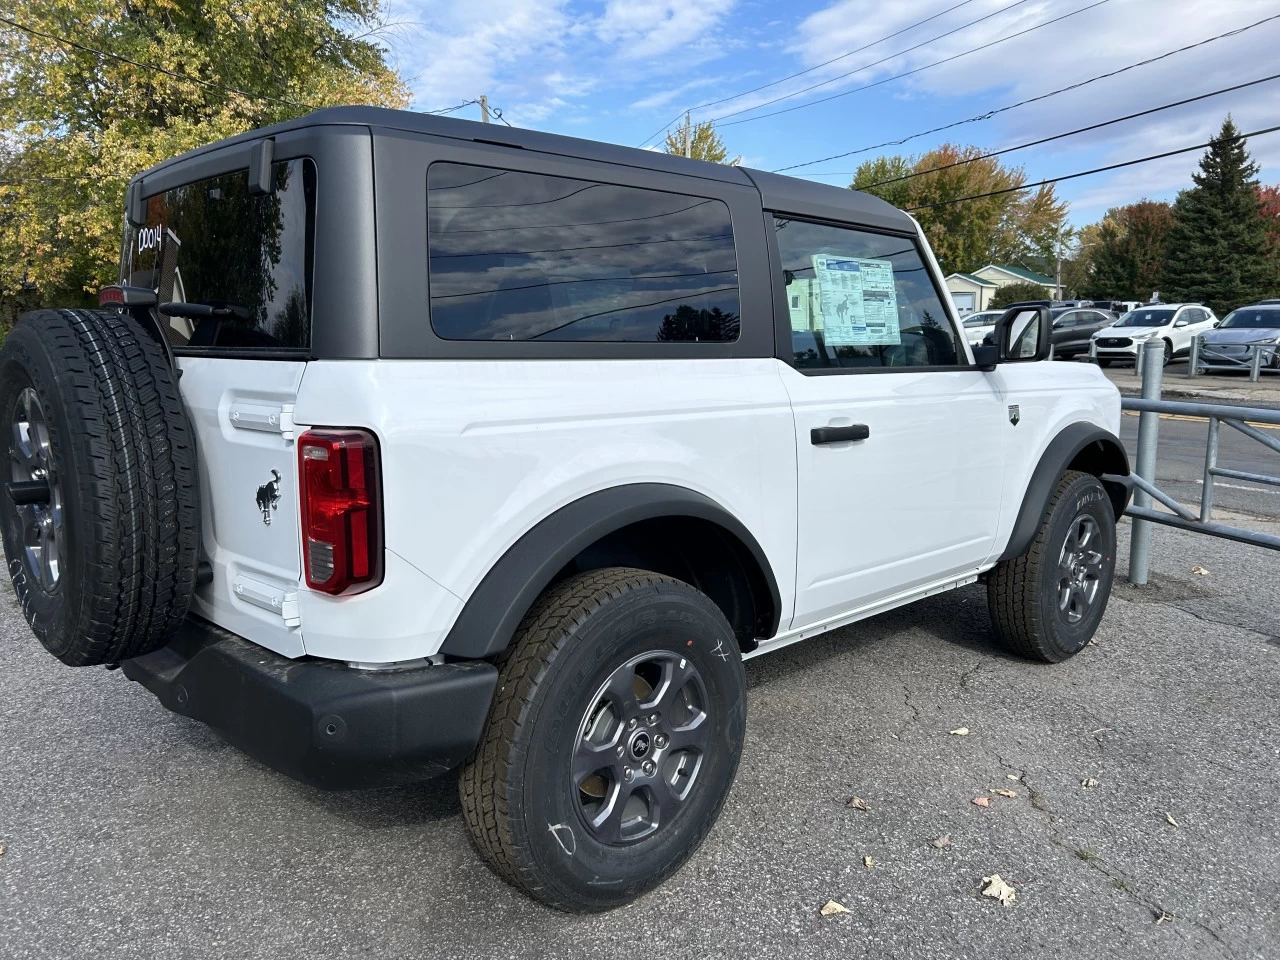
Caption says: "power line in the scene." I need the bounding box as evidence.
[423,99,480,116]
[904,123,1280,211]
[635,0,983,148]
[0,14,313,109]
[705,0,1037,126]
[858,72,1280,188]
[774,11,1280,173]
[717,0,1110,129]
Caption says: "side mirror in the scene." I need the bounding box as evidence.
[1213,320,1221,327]
[995,306,1052,363]
[1173,318,1190,328]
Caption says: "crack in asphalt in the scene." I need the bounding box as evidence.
[990,753,1239,960]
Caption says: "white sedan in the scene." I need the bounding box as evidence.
[1090,304,1218,366]
[961,310,1005,346]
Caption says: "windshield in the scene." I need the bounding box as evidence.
[1219,308,1280,329]
[1117,308,1175,327]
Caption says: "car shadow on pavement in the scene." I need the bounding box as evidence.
[745,584,1026,691]
[280,769,463,829]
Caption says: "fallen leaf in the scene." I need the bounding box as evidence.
[1165,812,1181,828]
[820,900,850,917]
[950,727,970,736]
[863,855,875,870]
[1006,774,1021,782]
[930,834,952,850]
[0,843,5,856]
[981,874,1017,906]
[1081,778,1100,789]
[1155,910,1175,924]
[994,788,1018,798]
[846,796,870,811]
[972,796,991,808]
[1191,566,1209,576]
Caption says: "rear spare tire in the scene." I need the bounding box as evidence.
[0,308,199,666]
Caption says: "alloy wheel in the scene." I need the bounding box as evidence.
[1056,514,1103,625]
[8,387,63,590]
[573,650,711,845]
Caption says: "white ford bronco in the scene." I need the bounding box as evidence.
[1,107,1129,912]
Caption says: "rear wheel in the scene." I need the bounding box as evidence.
[459,568,747,911]
[987,471,1116,662]
[0,309,198,666]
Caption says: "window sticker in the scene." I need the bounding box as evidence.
[811,255,900,346]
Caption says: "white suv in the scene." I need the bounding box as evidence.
[0,107,1129,913]
[1090,303,1218,366]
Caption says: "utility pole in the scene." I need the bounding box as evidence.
[479,95,490,124]
[683,112,692,158]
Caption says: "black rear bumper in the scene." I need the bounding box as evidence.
[120,618,498,790]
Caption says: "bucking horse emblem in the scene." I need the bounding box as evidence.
[256,470,281,525]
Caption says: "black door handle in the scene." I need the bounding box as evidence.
[811,424,870,445]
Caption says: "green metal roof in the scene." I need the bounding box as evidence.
[948,272,996,287]
[977,264,1055,286]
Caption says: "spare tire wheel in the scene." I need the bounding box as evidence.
[0,308,199,666]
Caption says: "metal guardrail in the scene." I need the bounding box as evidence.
[1187,334,1279,381]
[1116,340,1280,586]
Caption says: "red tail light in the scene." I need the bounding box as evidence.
[298,429,383,596]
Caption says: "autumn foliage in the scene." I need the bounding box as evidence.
[0,1,408,324]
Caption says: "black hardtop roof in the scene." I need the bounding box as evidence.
[135,106,916,234]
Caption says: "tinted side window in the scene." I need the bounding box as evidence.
[773,218,961,370]
[426,163,740,342]
[124,159,316,352]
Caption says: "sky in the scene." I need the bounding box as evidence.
[379,0,1280,228]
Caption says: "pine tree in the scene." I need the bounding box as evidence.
[1162,117,1277,314]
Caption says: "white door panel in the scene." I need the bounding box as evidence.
[178,357,307,657]
[294,358,800,647]
[782,366,1005,626]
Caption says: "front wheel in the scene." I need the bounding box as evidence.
[987,471,1117,662]
[1096,358,1112,367]
[459,568,747,911]
[1162,338,1173,365]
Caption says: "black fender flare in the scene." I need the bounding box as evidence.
[439,483,782,660]
[999,423,1130,561]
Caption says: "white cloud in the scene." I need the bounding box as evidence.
[595,0,737,61]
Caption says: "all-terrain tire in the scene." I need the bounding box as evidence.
[459,567,747,912]
[0,308,199,666]
[987,471,1116,663]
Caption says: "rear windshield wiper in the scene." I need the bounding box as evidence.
[158,301,253,321]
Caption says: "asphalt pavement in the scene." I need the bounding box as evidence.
[2,515,1278,960]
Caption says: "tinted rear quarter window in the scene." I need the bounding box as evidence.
[426,163,740,342]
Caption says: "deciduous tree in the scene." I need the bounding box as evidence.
[0,0,408,316]
[664,119,730,164]
[1076,200,1175,301]
[851,144,1068,276]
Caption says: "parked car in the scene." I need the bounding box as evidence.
[1089,300,1142,315]
[1051,308,1119,359]
[1090,303,1218,366]
[0,106,1129,913]
[1197,303,1280,371]
[962,309,1004,346]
